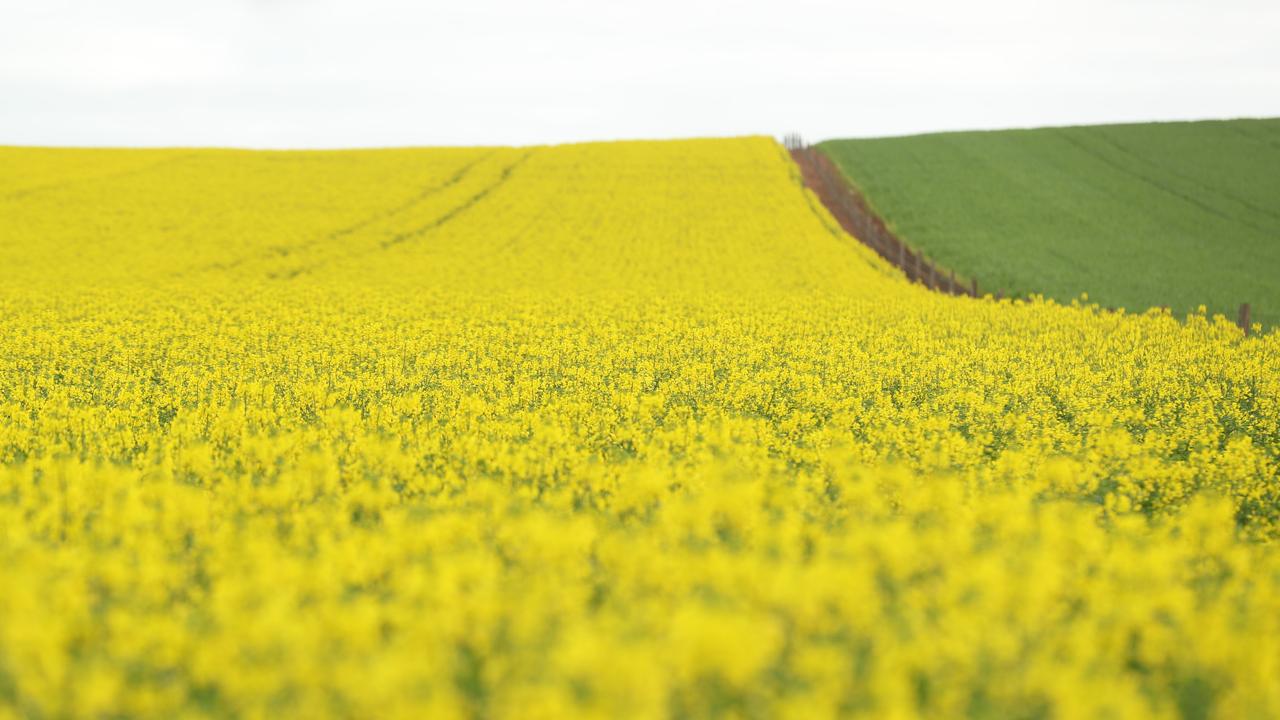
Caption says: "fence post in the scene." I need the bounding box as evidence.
[949,269,957,295]
[971,278,978,298]
[1239,303,1251,336]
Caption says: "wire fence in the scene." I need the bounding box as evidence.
[783,134,1257,336]
[786,136,976,297]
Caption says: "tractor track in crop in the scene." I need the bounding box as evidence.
[270,150,536,279]
[175,152,498,278]
[379,150,534,249]
[1052,129,1274,236]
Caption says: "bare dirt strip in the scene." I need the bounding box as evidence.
[788,144,977,297]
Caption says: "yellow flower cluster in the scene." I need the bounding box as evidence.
[0,138,1277,718]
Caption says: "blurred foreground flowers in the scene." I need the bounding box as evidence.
[0,138,1277,718]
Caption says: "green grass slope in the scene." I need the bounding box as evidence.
[820,119,1280,328]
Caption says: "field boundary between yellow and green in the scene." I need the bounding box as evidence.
[815,119,1280,332]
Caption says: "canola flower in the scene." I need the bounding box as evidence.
[0,137,1278,719]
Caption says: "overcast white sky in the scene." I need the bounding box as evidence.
[2,0,1278,148]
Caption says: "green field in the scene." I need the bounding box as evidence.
[820,119,1280,329]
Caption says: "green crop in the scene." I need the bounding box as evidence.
[820,119,1280,328]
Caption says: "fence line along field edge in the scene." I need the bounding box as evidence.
[782,134,1257,336]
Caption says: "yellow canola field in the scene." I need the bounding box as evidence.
[0,137,1278,719]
